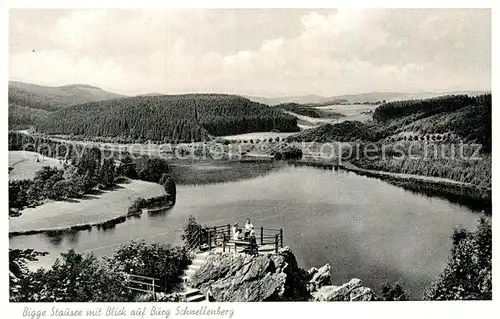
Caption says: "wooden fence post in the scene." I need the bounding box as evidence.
[280,228,283,248]
[227,224,230,237]
[260,227,264,245]
[213,226,217,246]
[208,231,211,249]
[274,234,279,253]
[152,278,156,301]
[223,234,226,252]
[198,229,202,251]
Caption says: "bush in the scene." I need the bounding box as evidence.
[128,197,147,215]
[380,282,408,301]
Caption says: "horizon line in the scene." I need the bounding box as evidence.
[8,79,492,99]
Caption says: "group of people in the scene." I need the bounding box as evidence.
[232,218,255,241]
[231,218,258,253]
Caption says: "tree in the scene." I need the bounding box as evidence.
[162,174,177,204]
[9,249,48,301]
[181,215,202,247]
[138,158,170,183]
[43,173,65,200]
[116,156,138,179]
[74,171,96,194]
[424,218,491,300]
[76,147,102,184]
[51,180,75,200]
[98,158,116,187]
[13,250,132,302]
[9,180,32,211]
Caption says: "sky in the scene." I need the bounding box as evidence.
[9,9,491,97]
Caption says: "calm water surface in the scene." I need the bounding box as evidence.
[9,164,483,299]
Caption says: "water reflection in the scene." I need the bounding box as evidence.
[44,231,64,246]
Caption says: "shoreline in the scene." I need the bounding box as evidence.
[338,162,491,212]
[285,158,491,212]
[8,202,174,238]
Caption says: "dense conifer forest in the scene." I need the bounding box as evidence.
[34,94,299,142]
[8,104,50,129]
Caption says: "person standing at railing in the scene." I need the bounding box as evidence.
[249,226,257,254]
[232,223,238,239]
[244,218,253,240]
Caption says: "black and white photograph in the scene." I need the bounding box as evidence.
[4,3,493,312]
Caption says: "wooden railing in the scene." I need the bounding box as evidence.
[186,227,201,253]
[125,273,162,301]
[186,224,284,254]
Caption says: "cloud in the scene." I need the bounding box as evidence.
[9,9,491,96]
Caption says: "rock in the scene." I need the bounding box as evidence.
[307,267,318,276]
[307,264,332,292]
[189,247,309,302]
[349,287,374,301]
[312,278,375,301]
[189,247,375,302]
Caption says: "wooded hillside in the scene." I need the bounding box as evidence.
[35,94,300,142]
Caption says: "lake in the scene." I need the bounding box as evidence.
[9,163,483,300]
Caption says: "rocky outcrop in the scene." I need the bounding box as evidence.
[306,264,332,292]
[311,278,375,301]
[188,247,376,302]
[189,247,309,301]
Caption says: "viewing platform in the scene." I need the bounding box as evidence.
[125,223,285,301]
[185,223,284,255]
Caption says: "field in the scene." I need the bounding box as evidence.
[9,151,63,181]
[314,104,378,122]
[219,131,296,141]
[9,179,166,233]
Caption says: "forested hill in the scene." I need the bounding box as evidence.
[288,94,492,190]
[289,94,491,151]
[372,94,491,122]
[8,81,126,111]
[34,94,300,142]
